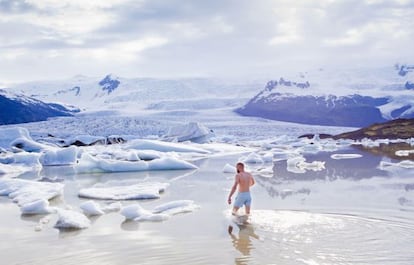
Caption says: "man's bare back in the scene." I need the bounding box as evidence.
[236,172,254,192]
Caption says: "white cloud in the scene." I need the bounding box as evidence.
[0,0,413,82]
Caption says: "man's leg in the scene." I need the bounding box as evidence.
[232,206,240,215]
[245,205,251,215]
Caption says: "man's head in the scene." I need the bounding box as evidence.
[236,162,245,173]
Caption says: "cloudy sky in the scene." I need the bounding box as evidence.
[0,0,413,83]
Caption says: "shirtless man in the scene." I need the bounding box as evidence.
[227,162,255,215]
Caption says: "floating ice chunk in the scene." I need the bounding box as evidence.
[395,150,414,157]
[40,146,78,166]
[12,152,41,165]
[148,157,198,170]
[152,200,200,215]
[80,200,105,216]
[75,153,196,173]
[127,139,209,154]
[331,153,363,160]
[0,163,34,175]
[262,153,274,163]
[222,163,236,173]
[0,127,31,149]
[255,167,274,178]
[78,181,169,200]
[20,199,55,215]
[120,204,169,222]
[54,209,91,229]
[10,137,49,152]
[0,178,63,206]
[287,156,325,174]
[241,153,264,164]
[163,122,214,143]
[379,160,414,170]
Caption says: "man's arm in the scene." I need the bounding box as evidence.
[227,175,239,204]
[250,174,255,187]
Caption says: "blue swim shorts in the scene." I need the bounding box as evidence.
[234,192,252,208]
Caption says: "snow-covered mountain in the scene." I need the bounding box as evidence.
[10,75,260,111]
[237,65,414,127]
[0,89,78,125]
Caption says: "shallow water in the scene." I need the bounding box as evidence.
[1,150,414,265]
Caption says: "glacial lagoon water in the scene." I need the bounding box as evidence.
[1,147,413,265]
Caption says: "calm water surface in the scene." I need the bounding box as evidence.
[1,148,413,265]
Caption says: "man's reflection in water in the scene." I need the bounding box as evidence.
[228,224,260,264]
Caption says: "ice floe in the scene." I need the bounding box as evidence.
[78,181,169,200]
[331,153,363,160]
[54,209,91,229]
[152,200,200,215]
[0,178,63,206]
[120,204,169,222]
[80,200,105,216]
[75,153,197,173]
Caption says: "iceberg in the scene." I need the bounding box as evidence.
[0,127,31,149]
[80,200,105,216]
[10,137,50,152]
[20,199,55,215]
[75,153,197,173]
[240,152,264,164]
[163,122,214,143]
[54,209,91,229]
[78,181,169,200]
[127,139,209,154]
[222,163,236,173]
[40,146,78,166]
